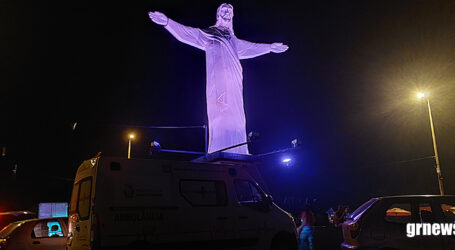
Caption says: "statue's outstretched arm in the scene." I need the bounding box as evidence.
[236,38,289,59]
[149,11,207,51]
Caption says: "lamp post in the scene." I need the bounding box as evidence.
[128,133,135,159]
[417,92,444,195]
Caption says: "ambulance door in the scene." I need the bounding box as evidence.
[70,177,93,249]
[233,179,271,248]
[178,178,235,247]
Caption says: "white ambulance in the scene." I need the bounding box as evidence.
[66,155,297,249]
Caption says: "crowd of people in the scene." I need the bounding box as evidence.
[277,197,351,250]
[331,205,350,227]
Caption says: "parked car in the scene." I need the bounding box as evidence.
[341,195,455,250]
[0,217,67,249]
[0,211,36,230]
[67,155,298,249]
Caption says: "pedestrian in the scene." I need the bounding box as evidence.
[297,204,315,250]
[333,204,344,227]
[333,205,350,227]
[343,206,350,218]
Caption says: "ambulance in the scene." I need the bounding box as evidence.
[66,154,297,249]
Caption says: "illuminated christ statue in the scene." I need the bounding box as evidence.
[149,3,288,154]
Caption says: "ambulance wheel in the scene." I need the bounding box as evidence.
[271,232,297,250]
[128,240,151,249]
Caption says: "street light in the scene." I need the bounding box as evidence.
[417,92,444,195]
[128,133,135,159]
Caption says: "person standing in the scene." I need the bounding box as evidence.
[333,204,344,227]
[333,205,350,227]
[297,205,315,250]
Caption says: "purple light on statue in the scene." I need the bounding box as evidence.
[148,4,289,155]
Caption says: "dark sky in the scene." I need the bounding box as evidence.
[1,0,455,211]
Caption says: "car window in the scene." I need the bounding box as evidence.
[441,203,455,223]
[234,180,263,204]
[77,178,92,220]
[31,220,64,238]
[180,180,227,206]
[418,203,434,223]
[385,203,412,224]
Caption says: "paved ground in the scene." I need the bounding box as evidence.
[311,226,344,250]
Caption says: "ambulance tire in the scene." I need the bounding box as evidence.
[270,232,297,250]
[128,240,151,249]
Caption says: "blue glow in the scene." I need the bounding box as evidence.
[282,158,292,163]
[47,221,64,237]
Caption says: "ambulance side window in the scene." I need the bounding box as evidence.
[234,180,263,204]
[69,183,80,214]
[180,180,227,206]
[77,178,92,220]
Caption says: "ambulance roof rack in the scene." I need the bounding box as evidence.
[148,147,258,164]
[149,137,301,164]
[191,151,258,164]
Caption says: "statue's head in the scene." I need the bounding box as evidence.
[217,3,233,22]
[215,3,234,34]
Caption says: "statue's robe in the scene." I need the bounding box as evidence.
[165,19,271,154]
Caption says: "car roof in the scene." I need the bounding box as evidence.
[12,217,68,224]
[0,211,35,216]
[376,195,455,199]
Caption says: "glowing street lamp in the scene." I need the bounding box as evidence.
[128,133,135,159]
[417,92,444,195]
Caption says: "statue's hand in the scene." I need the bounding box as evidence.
[148,11,168,26]
[271,43,289,53]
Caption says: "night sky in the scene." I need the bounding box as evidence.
[2,0,455,212]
